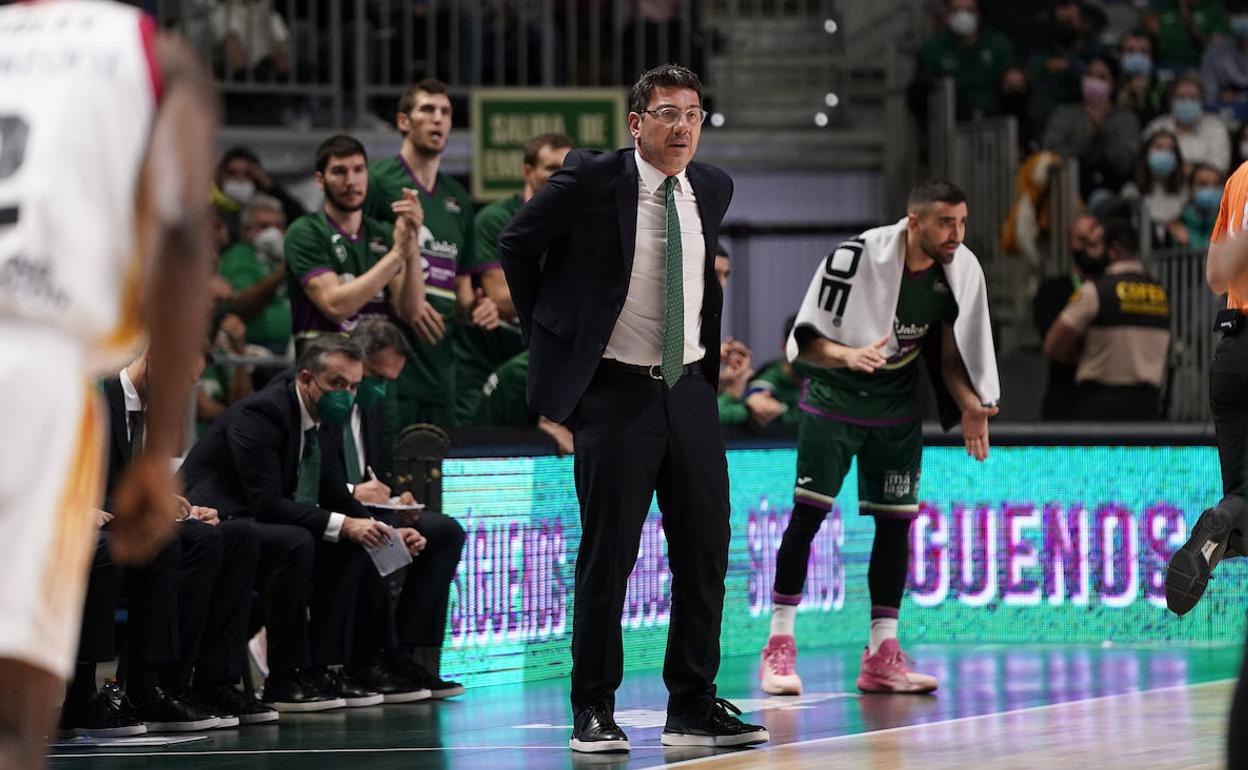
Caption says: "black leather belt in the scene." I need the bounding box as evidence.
[599,359,699,380]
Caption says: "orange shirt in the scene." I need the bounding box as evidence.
[1210,161,1248,310]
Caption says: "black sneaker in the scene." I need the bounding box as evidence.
[195,684,279,725]
[305,667,383,708]
[123,686,221,733]
[660,697,769,747]
[347,662,431,703]
[386,656,464,699]
[262,670,347,713]
[57,693,147,738]
[1166,505,1233,616]
[569,702,629,753]
[178,690,240,729]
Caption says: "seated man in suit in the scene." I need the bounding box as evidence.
[104,347,280,724]
[346,319,466,697]
[180,335,426,711]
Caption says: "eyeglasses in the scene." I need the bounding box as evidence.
[642,107,708,127]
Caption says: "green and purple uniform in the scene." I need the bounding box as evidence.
[364,157,474,427]
[283,210,393,355]
[795,265,957,517]
[472,350,532,427]
[455,193,525,424]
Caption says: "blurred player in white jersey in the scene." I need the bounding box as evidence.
[0,2,216,766]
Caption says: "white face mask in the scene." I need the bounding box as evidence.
[948,9,978,37]
[251,226,284,263]
[222,178,256,205]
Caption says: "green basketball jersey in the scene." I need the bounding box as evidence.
[472,350,532,427]
[454,193,525,424]
[364,157,475,413]
[803,265,958,422]
[283,211,393,339]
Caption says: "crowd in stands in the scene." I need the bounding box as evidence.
[914,0,1248,248]
[912,0,1244,421]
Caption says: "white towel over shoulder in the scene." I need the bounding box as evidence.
[785,218,1000,407]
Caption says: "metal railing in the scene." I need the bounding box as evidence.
[1151,248,1216,422]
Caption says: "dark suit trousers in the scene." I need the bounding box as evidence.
[310,540,384,667]
[252,522,316,677]
[76,532,123,663]
[126,534,182,669]
[394,510,466,649]
[569,367,731,715]
[180,519,261,688]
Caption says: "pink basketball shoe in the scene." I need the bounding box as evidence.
[759,635,803,695]
[855,639,938,694]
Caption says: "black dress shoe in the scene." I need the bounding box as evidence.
[569,702,629,753]
[122,686,221,733]
[262,670,346,712]
[660,697,769,747]
[194,684,279,725]
[57,693,147,738]
[305,667,383,708]
[384,655,463,699]
[346,662,431,703]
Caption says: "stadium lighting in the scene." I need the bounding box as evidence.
[814,112,829,128]
[710,112,725,128]
[825,92,840,108]
[824,19,838,34]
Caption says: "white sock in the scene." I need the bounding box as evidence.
[770,605,796,638]
[868,618,898,654]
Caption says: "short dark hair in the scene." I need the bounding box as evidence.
[523,133,573,167]
[219,146,260,172]
[297,335,364,374]
[350,318,413,360]
[315,134,367,174]
[629,64,703,115]
[1101,218,1139,257]
[398,78,450,116]
[907,180,968,211]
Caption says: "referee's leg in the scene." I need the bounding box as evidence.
[1211,330,1248,765]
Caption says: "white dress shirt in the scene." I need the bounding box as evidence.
[295,383,345,542]
[118,367,143,442]
[603,150,707,366]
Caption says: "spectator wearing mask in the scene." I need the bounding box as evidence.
[1029,0,1104,112]
[1044,220,1171,420]
[1118,29,1166,126]
[1147,0,1230,71]
[1034,212,1107,420]
[1043,54,1140,202]
[1121,130,1189,247]
[914,0,1015,119]
[1200,1,1248,107]
[217,194,292,356]
[211,147,306,239]
[1174,163,1226,251]
[1145,72,1232,174]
